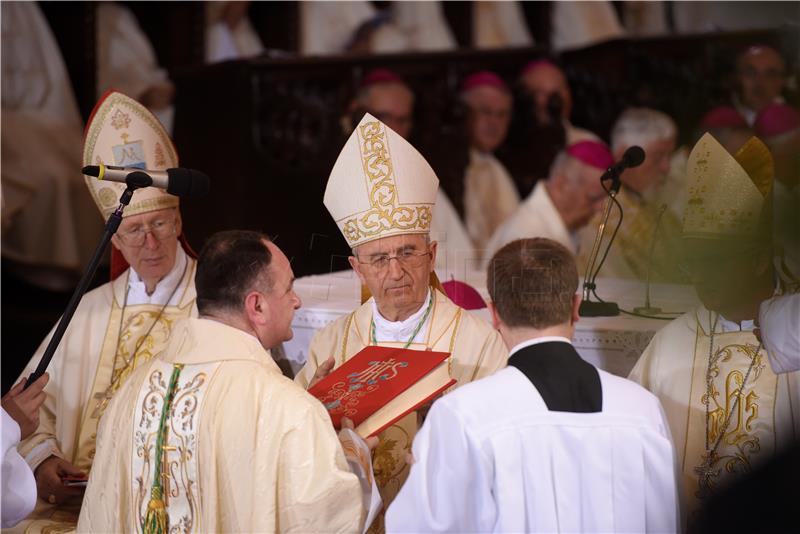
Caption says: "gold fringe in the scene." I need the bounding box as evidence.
[143,487,169,534]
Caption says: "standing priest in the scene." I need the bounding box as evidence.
[387,238,679,533]
[295,113,508,530]
[9,92,198,533]
[629,133,800,529]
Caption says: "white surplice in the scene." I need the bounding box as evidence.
[484,180,573,266]
[430,189,477,277]
[1,410,37,529]
[386,345,678,533]
[759,293,800,374]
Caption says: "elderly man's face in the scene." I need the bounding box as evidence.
[619,136,676,195]
[112,207,181,285]
[465,86,512,153]
[520,64,572,125]
[552,159,607,231]
[349,234,436,321]
[365,83,414,139]
[736,47,786,112]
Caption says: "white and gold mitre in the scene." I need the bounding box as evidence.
[83,91,179,220]
[683,132,773,239]
[324,113,438,248]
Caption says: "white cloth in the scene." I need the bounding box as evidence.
[126,243,187,305]
[484,181,573,266]
[430,189,477,277]
[760,293,800,374]
[372,289,433,344]
[473,1,533,49]
[1,410,37,528]
[386,357,679,533]
[205,4,264,64]
[551,1,625,51]
[299,0,376,55]
[464,150,520,256]
[372,1,457,53]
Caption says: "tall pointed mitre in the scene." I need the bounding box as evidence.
[83,90,179,220]
[683,132,774,240]
[324,113,439,248]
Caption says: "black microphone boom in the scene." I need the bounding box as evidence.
[82,164,210,198]
[599,145,645,192]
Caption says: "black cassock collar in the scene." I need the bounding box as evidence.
[507,341,602,413]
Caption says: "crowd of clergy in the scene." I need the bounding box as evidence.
[3,2,800,533]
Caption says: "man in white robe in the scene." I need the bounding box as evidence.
[9,92,198,533]
[484,139,613,264]
[295,114,508,531]
[79,230,381,533]
[459,71,520,257]
[629,133,800,529]
[1,374,48,528]
[576,107,685,282]
[387,237,679,533]
[1,2,104,290]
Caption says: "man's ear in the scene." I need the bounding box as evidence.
[570,293,582,325]
[428,240,438,272]
[244,291,269,326]
[110,234,122,251]
[487,301,502,331]
[349,255,367,285]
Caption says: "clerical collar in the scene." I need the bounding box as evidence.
[128,243,187,306]
[508,336,572,358]
[371,289,433,343]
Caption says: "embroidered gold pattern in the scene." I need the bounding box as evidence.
[339,120,432,245]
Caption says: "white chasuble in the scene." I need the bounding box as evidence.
[9,260,197,534]
[79,318,370,533]
[296,289,508,531]
[630,306,800,528]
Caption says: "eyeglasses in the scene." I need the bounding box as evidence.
[357,250,431,271]
[117,218,177,247]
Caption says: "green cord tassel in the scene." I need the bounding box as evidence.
[143,364,183,534]
[143,486,168,534]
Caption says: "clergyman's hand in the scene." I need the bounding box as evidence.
[308,356,336,389]
[341,417,379,451]
[1,373,49,439]
[35,456,86,505]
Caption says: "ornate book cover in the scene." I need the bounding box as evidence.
[309,346,455,438]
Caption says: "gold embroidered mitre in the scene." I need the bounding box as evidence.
[683,133,773,239]
[83,91,180,220]
[324,113,439,248]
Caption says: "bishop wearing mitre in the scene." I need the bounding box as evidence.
[629,133,800,530]
[295,113,508,531]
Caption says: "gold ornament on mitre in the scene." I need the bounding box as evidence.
[683,132,773,240]
[324,113,439,249]
[83,91,180,220]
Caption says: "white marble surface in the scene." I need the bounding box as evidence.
[282,269,700,378]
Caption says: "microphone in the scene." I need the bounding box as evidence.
[600,146,645,192]
[82,164,210,198]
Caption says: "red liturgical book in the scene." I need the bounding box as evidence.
[309,346,456,438]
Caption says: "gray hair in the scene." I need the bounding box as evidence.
[548,150,585,184]
[611,108,676,153]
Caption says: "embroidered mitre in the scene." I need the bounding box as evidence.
[83,90,180,220]
[683,133,774,239]
[324,113,439,248]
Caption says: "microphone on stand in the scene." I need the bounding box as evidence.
[579,146,646,317]
[82,164,210,198]
[634,204,668,316]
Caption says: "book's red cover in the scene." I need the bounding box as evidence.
[308,346,450,429]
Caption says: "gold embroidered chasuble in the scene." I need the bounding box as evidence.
[8,260,197,534]
[296,288,508,530]
[78,318,367,533]
[577,186,686,283]
[629,305,800,529]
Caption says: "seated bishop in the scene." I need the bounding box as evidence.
[295,113,508,531]
[629,133,800,530]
